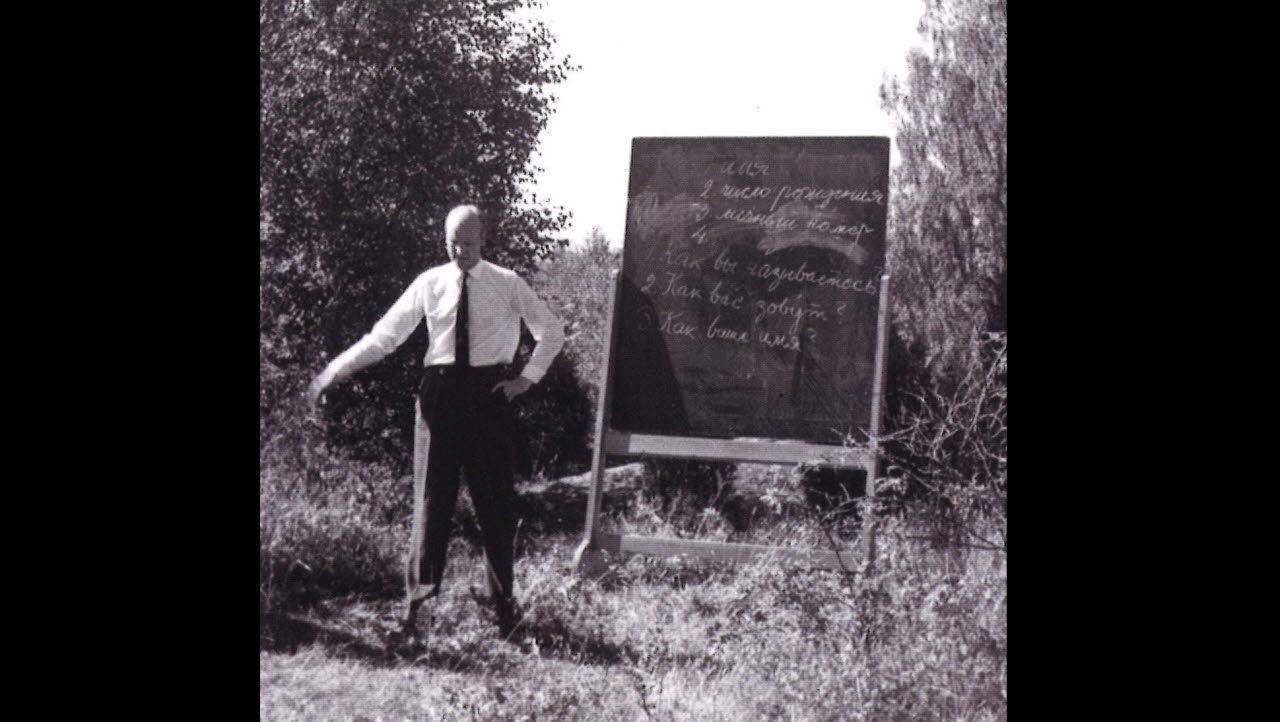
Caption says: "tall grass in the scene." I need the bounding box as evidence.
[260,392,411,615]
[260,507,1006,720]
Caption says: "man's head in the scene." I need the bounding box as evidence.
[445,205,485,271]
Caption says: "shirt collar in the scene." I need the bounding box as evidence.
[454,259,487,281]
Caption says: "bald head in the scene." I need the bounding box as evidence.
[445,205,485,271]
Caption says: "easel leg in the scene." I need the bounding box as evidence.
[860,454,879,574]
[572,540,608,578]
[577,270,620,580]
[861,274,891,576]
[575,436,610,578]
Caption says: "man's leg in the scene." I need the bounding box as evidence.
[416,436,463,594]
[462,445,516,602]
[406,369,463,625]
[462,453,518,636]
[461,378,519,632]
[405,400,432,599]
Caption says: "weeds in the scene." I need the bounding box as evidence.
[262,474,1006,720]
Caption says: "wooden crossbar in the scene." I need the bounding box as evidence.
[603,431,874,468]
[596,532,860,572]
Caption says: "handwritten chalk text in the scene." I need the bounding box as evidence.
[717,206,800,232]
[707,314,751,344]
[658,311,696,338]
[754,296,829,335]
[745,260,880,295]
[658,247,706,272]
[721,161,769,177]
[709,280,745,310]
[769,185,885,213]
[660,273,703,300]
[804,218,875,242]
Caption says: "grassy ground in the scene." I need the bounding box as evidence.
[261,487,1006,721]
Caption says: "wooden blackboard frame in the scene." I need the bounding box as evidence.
[574,268,891,575]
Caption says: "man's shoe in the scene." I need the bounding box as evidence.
[407,584,441,604]
[404,585,440,627]
[494,597,522,638]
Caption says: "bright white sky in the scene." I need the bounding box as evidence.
[523,0,926,247]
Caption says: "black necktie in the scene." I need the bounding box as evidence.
[456,271,470,367]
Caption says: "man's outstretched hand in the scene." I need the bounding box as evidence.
[492,377,533,402]
[307,374,330,409]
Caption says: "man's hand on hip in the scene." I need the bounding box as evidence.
[493,377,533,402]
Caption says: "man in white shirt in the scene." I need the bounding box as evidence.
[308,204,565,637]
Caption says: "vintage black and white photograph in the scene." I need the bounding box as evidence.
[260,0,1006,718]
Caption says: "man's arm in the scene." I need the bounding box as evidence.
[492,275,565,401]
[307,342,388,406]
[308,277,426,407]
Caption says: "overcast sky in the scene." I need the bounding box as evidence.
[523,0,926,247]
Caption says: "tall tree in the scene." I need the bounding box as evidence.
[880,0,1006,377]
[260,0,574,465]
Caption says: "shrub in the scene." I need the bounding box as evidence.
[881,330,1007,551]
[520,229,620,479]
[639,459,739,521]
[508,349,595,480]
[873,0,1007,545]
[260,488,402,614]
[880,0,1006,379]
[260,394,410,614]
[528,228,620,404]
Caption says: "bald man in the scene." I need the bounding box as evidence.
[308,205,565,637]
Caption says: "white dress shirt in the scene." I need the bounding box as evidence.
[326,259,565,384]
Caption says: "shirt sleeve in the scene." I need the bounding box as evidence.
[512,275,565,384]
[323,277,425,382]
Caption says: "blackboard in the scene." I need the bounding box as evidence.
[610,137,890,445]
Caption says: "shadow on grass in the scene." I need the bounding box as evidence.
[261,612,403,667]
[261,610,502,674]
[259,606,643,674]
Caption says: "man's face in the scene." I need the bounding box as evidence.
[446,216,484,271]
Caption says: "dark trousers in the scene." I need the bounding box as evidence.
[411,364,519,601]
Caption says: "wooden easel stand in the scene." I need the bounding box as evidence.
[575,272,892,576]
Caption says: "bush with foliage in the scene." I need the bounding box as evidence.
[527,228,619,403]
[260,392,410,614]
[513,227,620,479]
[876,0,1007,544]
[881,331,1006,552]
[880,0,1006,378]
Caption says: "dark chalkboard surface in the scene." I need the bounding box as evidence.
[610,137,890,444]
